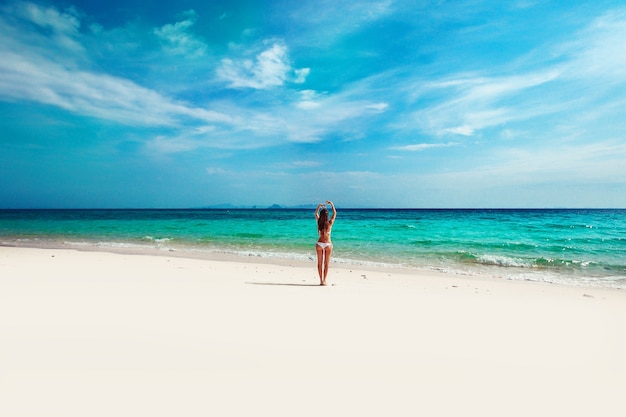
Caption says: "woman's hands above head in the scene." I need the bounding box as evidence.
[318,201,335,209]
[327,201,337,221]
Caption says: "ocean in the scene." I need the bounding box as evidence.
[1,208,625,288]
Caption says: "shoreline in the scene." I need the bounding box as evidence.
[2,246,626,416]
[2,237,625,290]
[2,243,624,296]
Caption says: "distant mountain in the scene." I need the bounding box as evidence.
[289,204,318,209]
[200,203,319,209]
[202,203,240,209]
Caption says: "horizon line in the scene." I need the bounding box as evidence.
[1,207,624,210]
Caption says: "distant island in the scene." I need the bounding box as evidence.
[201,203,318,209]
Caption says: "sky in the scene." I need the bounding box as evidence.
[1,0,626,208]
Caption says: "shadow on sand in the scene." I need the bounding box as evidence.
[245,282,323,287]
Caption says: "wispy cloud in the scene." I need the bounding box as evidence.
[146,84,390,151]
[0,1,390,153]
[206,167,228,175]
[2,0,626,208]
[405,70,562,137]
[272,160,322,169]
[217,41,309,89]
[391,142,459,152]
[154,10,207,58]
[390,8,626,145]
[293,68,310,84]
[4,0,83,52]
[283,86,389,143]
[427,140,626,189]
[560,8,626,81]
[0,3,230,128]
[286,0,393,47]
[0,48,230,127]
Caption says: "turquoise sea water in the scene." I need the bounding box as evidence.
[1,209,625,288]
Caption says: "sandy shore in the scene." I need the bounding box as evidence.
[1,246,625,417]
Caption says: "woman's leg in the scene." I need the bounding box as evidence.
[316,244,325,285]
[322,246,333,285]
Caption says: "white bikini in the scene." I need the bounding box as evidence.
[317,229,332,249]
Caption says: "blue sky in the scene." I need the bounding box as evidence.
[1,0,625,208]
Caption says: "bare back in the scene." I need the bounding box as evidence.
[318,221,334,243]
[315,202,337,243]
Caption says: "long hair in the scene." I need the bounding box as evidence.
[317,208,329,233]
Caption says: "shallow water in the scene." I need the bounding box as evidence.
[1,208,625,288]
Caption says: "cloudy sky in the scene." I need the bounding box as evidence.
[1,0,625,208]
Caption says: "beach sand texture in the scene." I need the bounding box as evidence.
[1,246,625,416]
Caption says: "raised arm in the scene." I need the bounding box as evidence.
[327,200,337,223]
[315,203,325,220]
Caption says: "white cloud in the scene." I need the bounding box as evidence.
[0,2,390,153]
[146,135,201,154]
[293,67,310,84]
[206,167,227,175]
[374,140,626,208]
[367,102,389,111]
[296,89,322,109]
[217,42,309,89]
[391,142,459,152]
[287,0,393,47]
[0,3,234,130]
[4,1,83,52]
[286,92,389,143]
[408,70,561,137]
[13,1,80,34]
[154,10,207,58]
[273,160,322,169]
[402,9,626,142]
[444,126,474,136]
[438,140,626,189]
[561,8,626,80]
[296,100,321,110]
[0,47,231,127]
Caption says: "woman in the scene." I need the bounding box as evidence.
[315,200,336,286]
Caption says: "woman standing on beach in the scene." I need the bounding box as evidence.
[315,201,336,286]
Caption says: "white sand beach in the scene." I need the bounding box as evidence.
[1,246,625,417]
